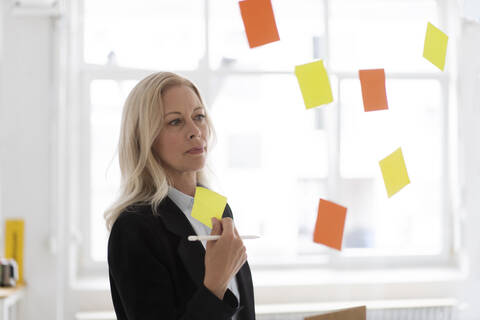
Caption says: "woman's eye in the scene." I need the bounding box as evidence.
[195,114,206,120]
[169,119,182,126]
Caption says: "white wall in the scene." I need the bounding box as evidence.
[0,4,479,320]
[0,6,58,320]
[457,20,480,320]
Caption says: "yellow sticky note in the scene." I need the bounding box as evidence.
[379,148,410,198]
[5,219,25,284]
[294,60,334,109]
[191,187,227,228]
[423,22,448,71]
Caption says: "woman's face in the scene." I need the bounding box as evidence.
[154,85,209,177]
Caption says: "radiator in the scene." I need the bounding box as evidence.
[255,306,455,320]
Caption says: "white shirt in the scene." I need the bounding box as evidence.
[167,186,241,317]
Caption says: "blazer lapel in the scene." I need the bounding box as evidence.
[223,204,254,319]
[157,197,206,287]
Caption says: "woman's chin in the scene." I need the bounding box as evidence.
[186,160,207,172]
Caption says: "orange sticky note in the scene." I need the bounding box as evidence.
[239,0,280,48]
[313,199,347,251]
[358,69,388,112]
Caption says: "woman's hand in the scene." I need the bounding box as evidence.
[203,217,247,300]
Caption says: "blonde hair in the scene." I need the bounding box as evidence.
[104,72,216,230]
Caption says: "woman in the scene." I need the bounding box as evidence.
[104,72,255,320]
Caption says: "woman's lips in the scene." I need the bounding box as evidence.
[186,147,204,154]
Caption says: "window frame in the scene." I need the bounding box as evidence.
[70,0,460,280]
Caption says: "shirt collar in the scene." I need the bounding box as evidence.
[167,186,194,214]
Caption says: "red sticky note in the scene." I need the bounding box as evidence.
[239,0,280,48]
[358,69,388,112]
[313,199,347,251]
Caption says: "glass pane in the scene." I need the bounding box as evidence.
[84,0,204,70]
[90,80,138,261]
[329,0,439,72]
[339,78,443,253]
[208,75,329,262]
[209,0,325,71]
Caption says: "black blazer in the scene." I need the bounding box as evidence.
[108,196,256,320]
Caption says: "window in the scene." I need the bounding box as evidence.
[77,0,454,275]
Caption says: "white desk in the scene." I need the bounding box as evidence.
[0,285,25,320]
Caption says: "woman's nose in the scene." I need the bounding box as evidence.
[187,120,201,139]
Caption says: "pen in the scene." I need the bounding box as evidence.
[188,235,260,241]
